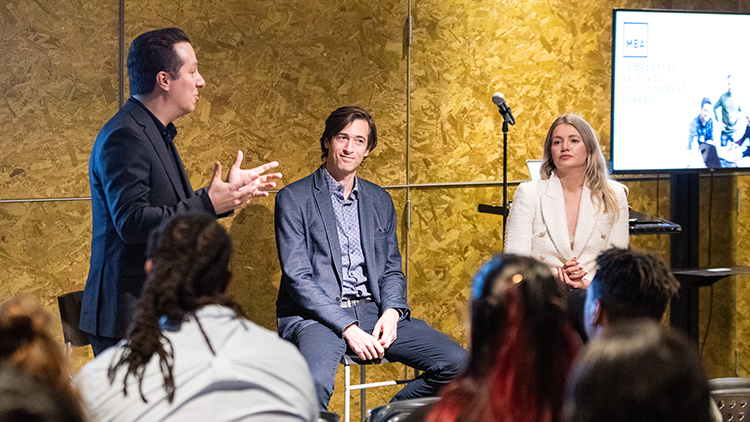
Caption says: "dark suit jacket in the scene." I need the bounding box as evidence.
[80,98,216,338]
[275,166,409,339]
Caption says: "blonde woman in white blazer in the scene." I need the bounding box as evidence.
[505,114,629,289]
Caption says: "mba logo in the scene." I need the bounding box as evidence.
[623,22,648,58]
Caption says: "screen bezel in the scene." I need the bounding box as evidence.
[610,8,750,175]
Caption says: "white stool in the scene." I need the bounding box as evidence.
[340,354,418,422]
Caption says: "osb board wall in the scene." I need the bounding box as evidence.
[409,0,616,185]
[2,0,750,419]
[0,1,119,199]
[737,175,750,378]
[124,0,409,189]
[0,201,93,371]
[0,0,120,374]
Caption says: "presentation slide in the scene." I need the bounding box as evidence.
[612,10,750,172]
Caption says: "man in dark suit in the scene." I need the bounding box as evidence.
[275,106,467,409]
[81,28,281,355]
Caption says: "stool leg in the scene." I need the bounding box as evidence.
[345,362,351,422]
[360,365,366,422]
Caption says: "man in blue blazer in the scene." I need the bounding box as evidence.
[81,28,281,355]
[275,106,467,409]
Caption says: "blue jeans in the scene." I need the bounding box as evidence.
[721,132,739,147]
[290,301,468,410]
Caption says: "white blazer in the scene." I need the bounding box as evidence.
[504,173,629,282]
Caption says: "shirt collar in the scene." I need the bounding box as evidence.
[131,97,178,142]
[159,305,238,332]
[323,167,358,198]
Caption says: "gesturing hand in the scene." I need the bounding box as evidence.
[208,151,282,215]
[226,151,282,199]
[343,324,385,361]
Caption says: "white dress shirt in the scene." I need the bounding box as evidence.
[76,305,317,422]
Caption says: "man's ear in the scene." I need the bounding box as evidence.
[144,259,153,275]
[155,71,171,92]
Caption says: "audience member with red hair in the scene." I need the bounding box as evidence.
[412,254,580,422]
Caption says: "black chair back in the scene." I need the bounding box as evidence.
[57,291,89,347]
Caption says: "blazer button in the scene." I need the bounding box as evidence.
[539,232,546,237]
[335,296,341,302]
[601,233,607,239]
[539,255,544,261]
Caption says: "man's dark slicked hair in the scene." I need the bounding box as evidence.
[127,28,190,96]
[590,248,680,322]
[320,106,378,160]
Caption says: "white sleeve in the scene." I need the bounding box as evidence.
[608,182,630,249]
[504,182,535,255]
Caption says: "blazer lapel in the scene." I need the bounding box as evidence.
[313,168,343,282]
[572,184,597,257]
[358,181,376,284]
[171,147,194,198]
[540,175,574,260]
[125,99,187,201]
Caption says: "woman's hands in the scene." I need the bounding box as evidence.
[556,257,588,289]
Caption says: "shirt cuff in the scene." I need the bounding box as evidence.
[199,190,216,214]
[199,190,233,218]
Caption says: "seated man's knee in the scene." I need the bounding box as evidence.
[440,342,468,378]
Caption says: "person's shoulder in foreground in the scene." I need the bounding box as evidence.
[76,307,317,422]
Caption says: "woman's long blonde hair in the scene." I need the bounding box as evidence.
[540,114,624,220]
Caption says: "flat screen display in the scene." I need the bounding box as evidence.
[611,9,750,173]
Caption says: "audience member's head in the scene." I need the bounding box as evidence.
[564,320,712,422]
[0,363,86,422]
[0,295,77,397]
[426,254,580,422]
[584,248,679,339]
[109,213,244,402]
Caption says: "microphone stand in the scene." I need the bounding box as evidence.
[479,100,514,245]
[502,120,509,246]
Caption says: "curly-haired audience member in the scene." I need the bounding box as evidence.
[75,214,317,422]
[416,254,580,422]
[583,248,680,339]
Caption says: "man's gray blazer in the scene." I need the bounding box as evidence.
[274,166,409,339]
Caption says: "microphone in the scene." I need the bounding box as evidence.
[492,92,515,125]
